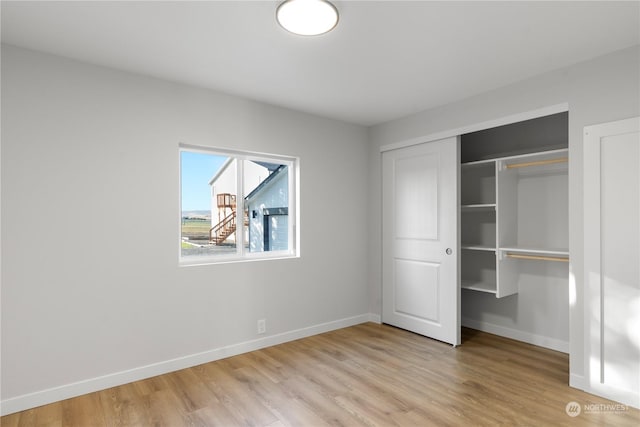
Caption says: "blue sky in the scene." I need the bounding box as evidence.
[181,151,227,211]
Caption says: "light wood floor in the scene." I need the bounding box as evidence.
[3,323,639,426]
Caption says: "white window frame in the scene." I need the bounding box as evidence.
[179,143,299,266]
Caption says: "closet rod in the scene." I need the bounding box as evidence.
[506,157,568,169]
[507,253,569,262]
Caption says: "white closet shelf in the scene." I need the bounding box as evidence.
[462,158,496,167]
[499,246,568,256]
[462,148,568,167]
[461,280,497,294]
[461,203,496,210]
[462,245,496,252]
[498,148,568,163]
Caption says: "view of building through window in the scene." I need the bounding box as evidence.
[180,148,294,262]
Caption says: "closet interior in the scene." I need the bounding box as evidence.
[460,112,569,304]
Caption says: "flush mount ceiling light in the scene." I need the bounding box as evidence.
[276,0,339,36]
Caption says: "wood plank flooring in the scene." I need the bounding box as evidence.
[3,323,639,426]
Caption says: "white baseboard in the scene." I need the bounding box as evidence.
[368,313,381,323]
[462,317,569,353]
[570,373,586,390]
[573,376,640,409]
[1,313,375,416]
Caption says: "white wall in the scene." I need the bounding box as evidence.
[368,45,640,386]
[3,41,639,415]
[208,159,235,240]
[247,169,289,252]
[0,45,370,413]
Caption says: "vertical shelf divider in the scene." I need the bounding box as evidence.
[496,159,519,298]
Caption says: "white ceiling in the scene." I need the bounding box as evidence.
[2,1,639,126]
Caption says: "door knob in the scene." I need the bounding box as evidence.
[446,248,453,255]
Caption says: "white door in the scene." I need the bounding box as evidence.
[584,117,640,409]
[382,137,460,345]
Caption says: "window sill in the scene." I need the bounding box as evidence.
[179,251,299,267]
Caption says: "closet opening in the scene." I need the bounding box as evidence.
[459,111,570,354]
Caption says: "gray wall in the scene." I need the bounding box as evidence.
[368,45,640,383]
[1,45,370,407]
[3,41,639,412]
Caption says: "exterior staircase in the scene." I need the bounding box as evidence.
[209,193,249,245]
[210,210,236,245]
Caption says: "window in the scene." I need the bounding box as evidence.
[179,145,298,264]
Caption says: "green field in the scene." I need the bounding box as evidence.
[181,218,238,256]
[181,219,211,241]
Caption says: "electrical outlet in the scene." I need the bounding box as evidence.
[257,319,266,334]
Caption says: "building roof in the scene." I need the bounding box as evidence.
[207,157,233,186]
[244,165,287,202]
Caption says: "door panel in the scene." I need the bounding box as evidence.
[394,154,439,240]
[394,259,440,322]
[584,117,640,408]
[382,137,460,345]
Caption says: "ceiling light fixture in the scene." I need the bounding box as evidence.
[276,0,339,36]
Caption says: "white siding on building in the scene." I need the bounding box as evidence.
[246,168,289,252]
[208,159,270,242]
